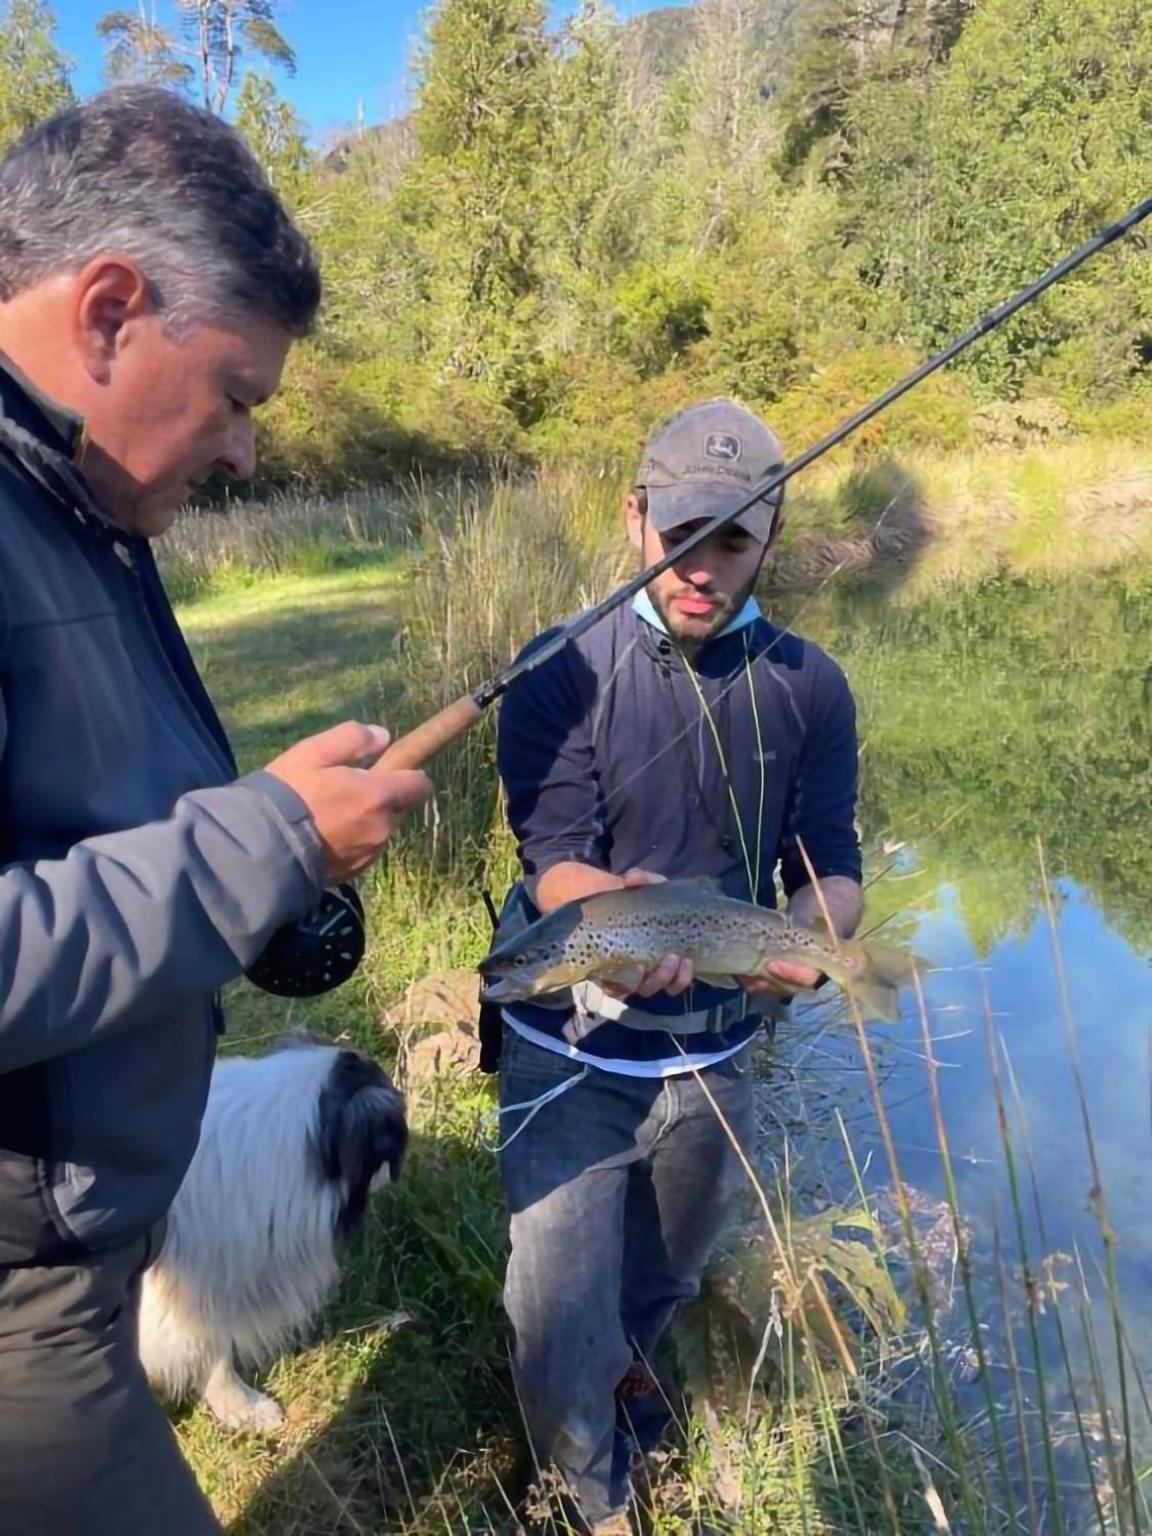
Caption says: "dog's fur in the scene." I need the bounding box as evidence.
[138,1034,407,1431]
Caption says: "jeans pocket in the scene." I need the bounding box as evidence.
[495,1033,590,1159]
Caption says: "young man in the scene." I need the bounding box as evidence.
[0,89,431,1534]
[490,398,864,1533]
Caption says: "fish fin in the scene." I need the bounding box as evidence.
[695,972,740,989]
[827,937,929,1023]
[587,961,648,993]
[662,875,726,897]
[843,975,902,1025]
[861,940,929,988]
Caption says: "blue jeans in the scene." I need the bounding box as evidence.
[497,1029,756,1530]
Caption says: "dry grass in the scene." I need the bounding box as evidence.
[156,445,1152,1533]
[160,436,1152,618]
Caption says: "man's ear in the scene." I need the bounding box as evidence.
[70,256,155,384]
[625,491,645,553]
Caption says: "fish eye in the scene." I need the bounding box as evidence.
[514,956,527,967]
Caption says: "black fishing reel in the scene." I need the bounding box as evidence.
[245,883,366,999]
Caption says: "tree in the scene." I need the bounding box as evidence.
[147,0,1150,488]
[182,0,294,114]
[98,0,295,114]
[681,0,785,242]
[848,0,1152,399]
[536,2,646,348]
[413,0,548,165]
[98,3,193,92]
[234,69,310,203]
[0,0,74,150]
[777,0,971,176]
[776,0,864,173]
[403,0,552,423]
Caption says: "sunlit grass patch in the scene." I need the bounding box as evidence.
[163,469,1152,1533]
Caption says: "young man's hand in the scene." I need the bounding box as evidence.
[735,960,822,1000]
[735,878,863,998]
[599,868,696,1000]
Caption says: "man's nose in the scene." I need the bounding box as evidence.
[219,416,256,482]
[676,556,715,588]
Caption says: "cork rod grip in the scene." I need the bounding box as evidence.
[374,693,486,772]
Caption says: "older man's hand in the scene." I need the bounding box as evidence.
[265,721,434,883]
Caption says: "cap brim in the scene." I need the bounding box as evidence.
[645,482,778,543]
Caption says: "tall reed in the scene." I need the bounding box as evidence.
[170,462,1151,1533]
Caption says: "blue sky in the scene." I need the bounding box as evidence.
[55,0,692,145]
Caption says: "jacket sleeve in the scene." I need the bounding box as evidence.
[778,652,863,897]
[496,633,605,898]
[0,689,326,1073]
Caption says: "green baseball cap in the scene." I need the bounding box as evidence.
[635,398,786,543]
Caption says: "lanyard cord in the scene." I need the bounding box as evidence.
[662,632,769,903]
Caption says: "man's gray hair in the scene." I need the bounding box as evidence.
[0,86,321,336]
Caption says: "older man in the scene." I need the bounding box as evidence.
[489,399,864,1533]
[0,88,431,1534]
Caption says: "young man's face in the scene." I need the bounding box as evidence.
[626,495,771,647]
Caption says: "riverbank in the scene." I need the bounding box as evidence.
[161,438,1152,615]
[163,533,1152,1532]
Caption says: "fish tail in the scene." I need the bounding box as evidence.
[841,972,902,1024]
[825,938,927,1024]
[860,938,927,989]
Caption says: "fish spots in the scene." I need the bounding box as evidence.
[488,879,918,1017]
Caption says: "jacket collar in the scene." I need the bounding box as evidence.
[627,589,770,680]
[0,353,114,529]
[0,353,86,459]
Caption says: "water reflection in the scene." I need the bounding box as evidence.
[789,575,1152,957]
[769,575,1152,1494]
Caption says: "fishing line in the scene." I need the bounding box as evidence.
[674,638,765,899]
[482,1066,591,1153]
[745,630,768,900]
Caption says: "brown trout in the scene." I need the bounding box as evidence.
[480,878,922,1023]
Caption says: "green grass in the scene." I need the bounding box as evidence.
[168,556,942,1535]
[160,464,1152,1533]
[178,562,408,774]
[164,436,1152,625]
[173,561,520,1532]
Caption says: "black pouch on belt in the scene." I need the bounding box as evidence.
[476,888,504,1074]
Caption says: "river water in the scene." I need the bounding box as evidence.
[764,574,1152,1519]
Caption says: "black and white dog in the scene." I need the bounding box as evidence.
[138,1033,407,1431]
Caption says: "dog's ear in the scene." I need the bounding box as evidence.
[335,1085,409,1237]
[316,1051,408,1239]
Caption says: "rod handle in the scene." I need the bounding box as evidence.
[374,694,485,772]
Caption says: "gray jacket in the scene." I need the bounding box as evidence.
[0,358,326,1266]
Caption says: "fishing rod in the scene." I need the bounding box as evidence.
[377,195,1152,774]
[247,195,1151,998]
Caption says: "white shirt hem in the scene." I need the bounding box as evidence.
[501,1011,755,1079]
